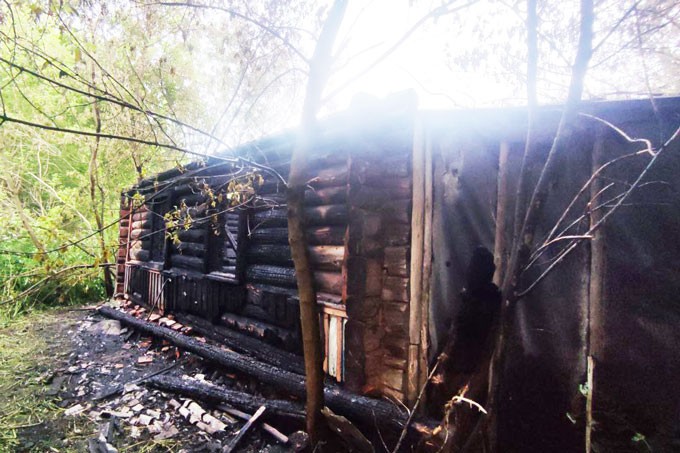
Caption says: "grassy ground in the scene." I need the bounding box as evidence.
[0,309,92,452]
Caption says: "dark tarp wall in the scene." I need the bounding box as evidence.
[423,98,680,452]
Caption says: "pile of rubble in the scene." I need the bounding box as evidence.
[49,305,307,452]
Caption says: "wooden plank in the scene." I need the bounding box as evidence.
[407,117,425,404]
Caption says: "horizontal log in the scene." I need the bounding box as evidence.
[131,211,151,222]
[146,375,304,421]
[310,245,345,271]
[129,249,150,262]
[129,228,151,240]
[175,313,304,374]
[248,226,345,246]
[247,244,293,266]
[119,227,129,238]
[246,245,343,271]
[246,265,343,294]
[177,228,206,242]
[175,193,206,206]
[351,185,410,209]
[170,254,205,271]
[251,204,348,228]
[304,186,347,206]
[314,270,343,295]
[171,242,206,257]
[246,265,296,288]
[131,219,151,230]
[306,204,349,226]
[129,239,150,251]
[220,312,300,351]
[99,306,417,433]
[382,276,409,302]
[307,163,348,189]
[384,246,409,277]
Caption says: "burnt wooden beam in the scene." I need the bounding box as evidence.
[146,375,304,421]
[220,312,300,352]
[177,229,206,242]
[245,265,343,295]
[171,242,206,257]
[249,226,345,246]
[129,249,150,262]
[175,313,304,374]
[251,204,348,228]
[170,254,205,272]
[99,306,419,433]
[247,245,344,271]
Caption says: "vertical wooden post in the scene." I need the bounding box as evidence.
[586,125,606,451]
[494,141,511,286]
[408,117,426,405]
[585,355,595,453]
[419,128,434,397]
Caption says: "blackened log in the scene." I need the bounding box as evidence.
[146,375,304,421]
[129,249,150,262]
[247,245,343,271]
[220,312,300,351]
[314,271,343,295]
[306,164,348,189]
[251,208,287,227]
[170,254,205,271]
[175,313,304,374]
[176,193,206,206]
[252,205,348,228]
[306,204,349,226]
[132,211,151,221]
[98,306,415,432]
[131,220,151,230]
[304,186,347,206]
[129,228,151,240]
[249,226,345,246]
[171,242,206,257]
[177,229,206,242]
[247,245,294,266]
[309,246,344,271]
[246,265,296,287]
[245,265,343,294]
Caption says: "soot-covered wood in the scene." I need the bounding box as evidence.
[99,306,416,432]
[175,312,305,374]
[146,374,304,420]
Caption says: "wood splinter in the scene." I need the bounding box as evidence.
[218,404,288,444]
[224,405,266,452]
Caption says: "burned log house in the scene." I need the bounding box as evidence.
[116,97,680,450]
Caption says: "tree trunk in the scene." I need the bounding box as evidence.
[286,0,347,444]
[89,65,114,297]
[481,1,595,451]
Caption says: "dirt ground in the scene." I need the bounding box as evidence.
[0,305,301,452]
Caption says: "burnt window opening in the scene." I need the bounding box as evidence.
[206,206,247,283]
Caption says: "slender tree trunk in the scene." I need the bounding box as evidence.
[89,65,114,297]
[483,0,594,451]
[286,0,347,445]
[5,177,47,258]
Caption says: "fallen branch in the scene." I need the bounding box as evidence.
[100,306,423,432]
[224,405,266,453]
[217,404,288,444]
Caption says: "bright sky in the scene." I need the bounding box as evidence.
[326,0,528,111]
